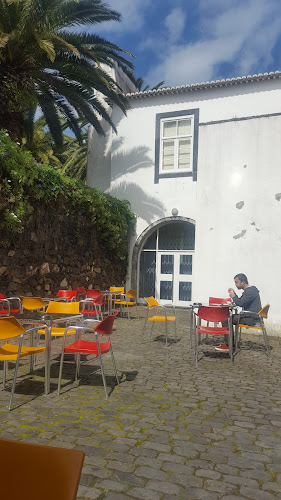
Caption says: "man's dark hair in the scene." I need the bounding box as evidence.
[234,273,248,284]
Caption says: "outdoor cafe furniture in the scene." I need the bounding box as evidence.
[235,304,270,354]
[0,293,21,315]
[56,289,78,301]
[0,437,85,500]
[58,312,119,400]
[18,301,82,395]
[86,289,101,300]
[0,316,47,410]
[193,304,233,363]
[190,298,234,348]
[114,289,139,319]
[20,296,46,311]
[80,294,104,321]
[142,296,176,347]
[76,286,87,300]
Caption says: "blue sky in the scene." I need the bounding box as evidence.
[92,0,281,88]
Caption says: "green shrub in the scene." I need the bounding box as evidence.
[0,130,136,260]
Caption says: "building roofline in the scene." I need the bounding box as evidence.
[124,71,281,99]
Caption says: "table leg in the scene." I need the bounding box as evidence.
[45,325,51,395]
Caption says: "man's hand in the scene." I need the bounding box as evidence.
[228,288,235,298]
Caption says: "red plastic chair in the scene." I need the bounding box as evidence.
[76,287,86,300]
[58,313,119,399]
[194,305,233,363]
[80,294,104,320]
[209,297,232,305]
[56,290,77,301]
[86,289,101,300]
[0,293,21,315]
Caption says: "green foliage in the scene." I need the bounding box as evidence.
[0,130,136,259]
[0,0,134,144]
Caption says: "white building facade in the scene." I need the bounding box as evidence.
[87,71,281,333]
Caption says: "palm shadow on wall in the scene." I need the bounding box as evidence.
[110,142,165,224]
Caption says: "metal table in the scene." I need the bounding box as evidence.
[18,312,82,394]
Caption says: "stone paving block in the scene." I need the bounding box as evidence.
[146,479,183,495]
[129,487,162,500]
[240,486,276,499]
[134,466,167,481]
[94,479,129,492]
[77,485,102,499]
[182,487,220,499]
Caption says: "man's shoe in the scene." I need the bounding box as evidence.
[215,343,229,352]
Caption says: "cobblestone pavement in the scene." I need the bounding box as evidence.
[0,308,281,499]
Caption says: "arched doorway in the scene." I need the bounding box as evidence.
[134,218,195,306]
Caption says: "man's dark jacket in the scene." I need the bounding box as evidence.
[232,286,261,324]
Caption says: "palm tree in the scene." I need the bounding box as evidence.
[0,0,134,145]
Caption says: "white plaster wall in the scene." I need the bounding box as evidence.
[88,78,281,328]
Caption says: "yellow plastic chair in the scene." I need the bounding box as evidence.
[114,289,139,319]
[236,304,270,354]
[0,316,46,410]
[20,296,46,311]
[38,301,80,337]
[0,437,85,500]
[142,296,176,347]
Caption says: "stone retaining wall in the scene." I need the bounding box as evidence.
[0,210,127,296]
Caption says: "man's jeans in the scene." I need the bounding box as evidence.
[222,314,258,346]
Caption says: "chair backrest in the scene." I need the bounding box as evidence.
[144,296,159,308]
[46,301,80,315]
[20,296,45,311]
[0,316,25,340]
[56,290,77,300]
[0,437,85,500]
[94,312,118,336]
[258,304,270,319]
[125,289,137,300]
[76,287,86,294]
[93,293,104,305]
[209,297,232,305]
[86,289,101,299]
[109,286,124,293]
[0,293,5,299]
[196,305,230,322]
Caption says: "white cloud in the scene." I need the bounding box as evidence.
[164,7,186,44]
[93,0,153,34]
[145,0,281,86]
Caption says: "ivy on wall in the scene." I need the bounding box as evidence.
[0,130,136,260]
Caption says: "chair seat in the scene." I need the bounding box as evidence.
[239,323,261,329]
[199,326,229,335]
[80,309,101,316]
[114,300,136,306]
[0,343,45,360]
[147,315,175,322]
[38,327,76,336]
[0,309,20,315]
[64,339,111,355]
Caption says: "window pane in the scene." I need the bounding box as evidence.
[178,119,191,136]
[159,222,195,250]
[160,281,173,300]
[143,231,156,249]
[180,255,192,275]
[163,120,177,137]
[161,255,174,274]
[162,140,174,170]
[178,139,191,170]
[139,251,156,298]
[179,282,192,301]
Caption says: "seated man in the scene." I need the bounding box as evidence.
[215,273,261,352]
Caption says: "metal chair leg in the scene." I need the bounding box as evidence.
[8,336,24,411]
[75,353,81,380]
[57,347,65,395]
[3,360,7,389]
[110,346,120,385]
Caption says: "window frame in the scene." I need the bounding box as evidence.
[155,108,199,183]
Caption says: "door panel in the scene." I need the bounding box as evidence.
[156,252,193,306]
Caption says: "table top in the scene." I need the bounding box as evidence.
[17,312,82,325]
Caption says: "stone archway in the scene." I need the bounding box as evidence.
[131,216,196,300]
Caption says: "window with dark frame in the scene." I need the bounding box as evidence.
[155,108,199,183]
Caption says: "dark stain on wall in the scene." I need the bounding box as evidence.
[233,229,247,239]
[236,201,244,209]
